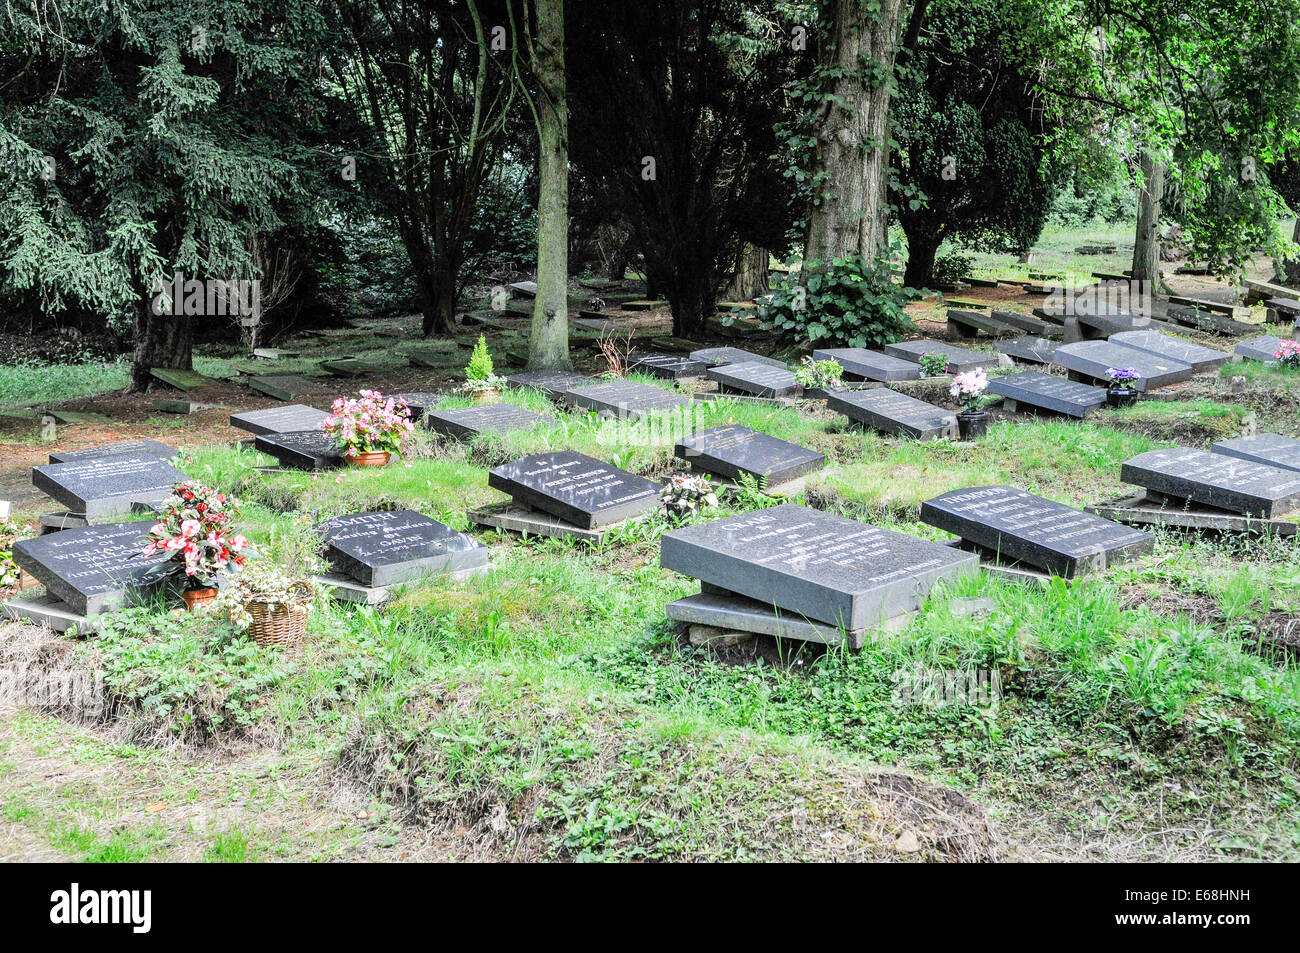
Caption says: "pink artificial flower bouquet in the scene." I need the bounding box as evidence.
[1274,340,1300,368]
[142,481,250,588]
[949,367,990,413]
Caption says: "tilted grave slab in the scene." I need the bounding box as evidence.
[253,430,343,470]
[247,375,328,401]
[1166,294,1250,319]
[229,404,329,436]
[390,392,440,422]
[487,450,660,529]
[986,371,1107,418]
[11,522,173,615]
[48,439,177,465]
[505,370,593,401]
[1168,306,1254,336]
[675,425,825,487]
[989,311,1057,336]
[32,455,188,519]
[318,509,488,588]
[424,403,555,440]
[1235,334,1286,363]
[1108,330,1230,372]
[810,348,920,381]
[920,485,1153,578]
[706,360,802,398]
[995,337,1060,366]
[946,309,1022,338]
[1052,340,1194,391]
[564,380,689,419]
[882,339,997,373]
[149,368,221,391]
[1211,433,1300,474]
[688,347,787,369]
[1121,447,1300,518]
[628,352,708,380]
[1064,311,1151,342]
[660,504,978,641]
[827,388,958,439]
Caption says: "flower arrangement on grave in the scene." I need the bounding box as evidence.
[794,356,845,391]
[320,390,414,466]
[918,352,948,377]
[142,482,250,609]
[0,549,19,589]
[949,368,991,440]
[1104,366,1141,407]
[1274,340,1300,368]
[461,334,506,399]
[660,473,718,518]
[201,557,314,648]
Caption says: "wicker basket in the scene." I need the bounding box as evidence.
[246,582,313,648]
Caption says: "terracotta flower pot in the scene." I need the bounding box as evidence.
[345,450,391,467]
[181,586,218,611]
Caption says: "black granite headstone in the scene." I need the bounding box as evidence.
[675,425,825,486]
[920,485,1153,577]
[229,404,329,436]
[505,370,593,401]
[31,455,188,519]
[946,309,1021,338]
[628,352,708,380]
[48,439,178,465]
[1211,433,1300,474]
[1108,330,1230,372]
[1121,447,1300,517]
[488,451,661,528]
[989,310,1055,335]
[424,403,555,439]
[11,522,172,615]
[810,348,920,381]
[254,430,344,470]
[688,347,787,369]
[706,360,802,398]
[987,372,1107,418]
[995,336,1059,365]
[882,340,997,373]
[1052,340,1194,390]
[660,504,978,631]
[827,389,958,439]
[564,380,689,419]
[1235,335,1286,363]
[318,510,488,586]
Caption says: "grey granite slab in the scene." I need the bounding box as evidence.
[1211,433,1300,474]
[987,371,1107,418]
[48,439,178,465]
[424,403,555,440]
[827,388,958,439]
[1235,335,1286,363]
[564,380,689,419]
[318,509,488,587]
[882,339,997,373]
[688,347,787,369]
[488,450,660,528]
[1052,340,1194,390]
[628,352,708,380]
[229,404,329,436]
[995,337,1060,365]
[706,360,802,398]
[811,348,920,381]
[675,425,825,486]
[31,455,188,519]
[254,430,344,470]
[1121,447,1300,517]
[1108,330,1230,372]
[505,370,593,401]
[12,522,172,615]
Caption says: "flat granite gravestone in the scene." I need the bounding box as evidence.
[488,451,661,528]
[564,380,689,419]
[424,403,555,440]
[11,522,172,615]
[149,367,221,391]
[882,339,998,373]
[989,310,1057,336]
[987,372,1107,418]
[1121,447,1300,518]
[318,510,488,587]
[1168,305,1254,336]
[247,375,325,401]
[660,504,978,634]
[1211,433,1300,474]
[827,388,959,439]
[946,309,1022,338]
[505,370,593,401]
[229,404,329,436]
[811,348,920,382]
[1235,335,1285,363]
[706,360,802,398]
[1052,340,1194,391]
[391,392,440,422]
[254,430,343,470]
[1108,330,1230,372]
[48,439,177,465]
[1064,312,1151,342]
[920,485,1153,577]
[688,347,787,369]
[675,425,825,486]
[31,455,188,519]
[996,337,1060,366]
[628,352,708,380]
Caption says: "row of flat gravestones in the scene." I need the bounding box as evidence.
[11,341,1300,641]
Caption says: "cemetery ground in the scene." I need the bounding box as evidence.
[4,252,1300,861]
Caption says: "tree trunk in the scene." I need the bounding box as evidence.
[130,292,192,393]
[1284,217,1300,287]
[527,0,572,370]
[802,0,906,267]
[902,223,940,288]
[724,244,770,300]
[1132,152,1165,296]
[423,258,457,336]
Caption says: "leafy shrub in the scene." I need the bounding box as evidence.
[931,253,974,286]
[794,356,845,390]
[756,256,917,348]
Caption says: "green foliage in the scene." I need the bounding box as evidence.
[793,356,845,389]
[931,253,974,286]
[465,335,496,382]
[758,256,917,348]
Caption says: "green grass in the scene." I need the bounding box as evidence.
[0,358,130,408]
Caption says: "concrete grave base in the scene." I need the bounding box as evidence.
[944,539,1070,588]
[315,563,490,605]
[468,501,650,543]
[3,593,101,634]
[38,512,89,534]
[1086,492,1299,537]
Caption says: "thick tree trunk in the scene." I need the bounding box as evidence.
[1284,217,1300,287]
[130,293,193,392]
[724,244,770,300]
[422,258,457,336]
[666,267,714,339]
[802,0,906,267]
[1131,152,1165,296]
[527,0,572,370]
[902,223,940,287]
